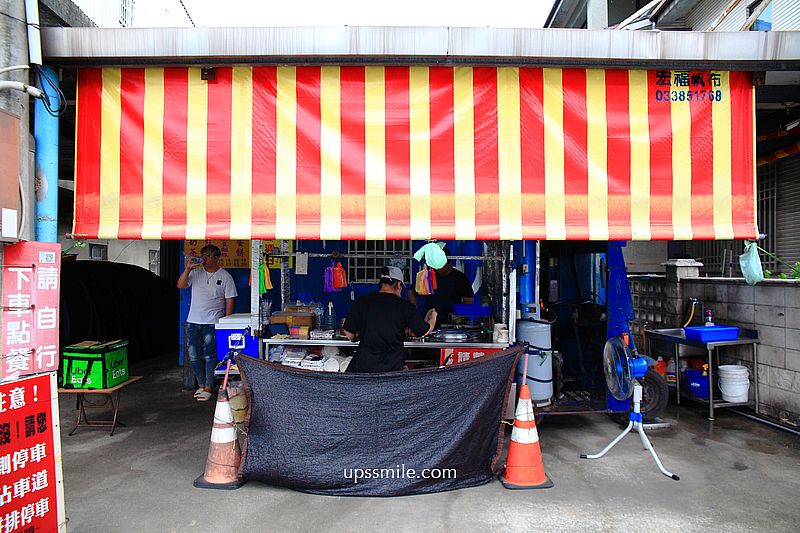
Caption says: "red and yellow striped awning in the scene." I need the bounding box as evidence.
[73,66,757,241]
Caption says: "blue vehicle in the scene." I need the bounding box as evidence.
[517,240,668,420]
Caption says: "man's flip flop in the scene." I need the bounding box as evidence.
[196,391,212,402]
[193,389,204,397]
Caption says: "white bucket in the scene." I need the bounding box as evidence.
[718,365,750,402]
[719,364,749,375]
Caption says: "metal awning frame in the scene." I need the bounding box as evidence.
[42,26,800,71]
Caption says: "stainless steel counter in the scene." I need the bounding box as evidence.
[645,327,759,421]
[262,338,509,350]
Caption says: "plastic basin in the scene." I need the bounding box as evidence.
[684,326,740,342]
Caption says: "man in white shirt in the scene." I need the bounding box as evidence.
[177,244,238,401]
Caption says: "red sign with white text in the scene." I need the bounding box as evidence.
[0,374,60,532]
[1,242,61,379]
[439,348,502,366]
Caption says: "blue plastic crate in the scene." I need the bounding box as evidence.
[683,369,709,399]
[452,304,492,317]
[684,326,740,342]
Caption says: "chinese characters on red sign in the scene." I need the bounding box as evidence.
[0,374,61,533]
[183,240,251,269]
[262,240,293,268]
[439,348,502,366]
[2,242,61,380]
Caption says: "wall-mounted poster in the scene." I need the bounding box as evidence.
[262,240,293,269]
[0,373,66,532]
[1,242,61,380]
[184,240,250,269]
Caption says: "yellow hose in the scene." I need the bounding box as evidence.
[682,302,696,328]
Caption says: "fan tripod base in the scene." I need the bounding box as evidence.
[581,383,679,481]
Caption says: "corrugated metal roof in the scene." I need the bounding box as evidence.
[774,0,800,31]
[40,26,800,69]
[685,0,746,32]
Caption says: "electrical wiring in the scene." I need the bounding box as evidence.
[18,172,27,238]
[31,64,66,117]
[0,65,30,75]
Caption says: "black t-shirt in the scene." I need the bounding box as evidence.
[343,292,429,373]
[423,268,475,327]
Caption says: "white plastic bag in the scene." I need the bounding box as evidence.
[739,242,764,286]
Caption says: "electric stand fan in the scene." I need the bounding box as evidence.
[580,336,679,480]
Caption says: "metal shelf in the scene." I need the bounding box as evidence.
[645,327,759,421]
[679,393,753,410]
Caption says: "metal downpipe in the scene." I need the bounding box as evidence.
[33,66,58,242]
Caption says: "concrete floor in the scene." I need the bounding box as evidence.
[58,356,800,533]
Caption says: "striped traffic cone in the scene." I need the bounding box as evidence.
[500,384,553,489]
[193,389,243,490]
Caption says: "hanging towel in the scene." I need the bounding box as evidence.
[259,256,273,293]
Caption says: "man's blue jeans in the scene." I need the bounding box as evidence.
[186,323,217,389]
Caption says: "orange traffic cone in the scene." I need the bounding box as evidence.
[194,389,243,490]
[500,383,553,489]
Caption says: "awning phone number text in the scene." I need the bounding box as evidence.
[654,89,724,102]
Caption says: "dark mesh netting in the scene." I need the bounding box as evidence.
[236,345,522,496]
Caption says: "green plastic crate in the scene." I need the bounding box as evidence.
[61,340,129,389]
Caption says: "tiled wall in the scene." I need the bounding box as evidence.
[636,277,800,427]
[629,275,675,347]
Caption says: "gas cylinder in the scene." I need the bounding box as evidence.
[515,319,553,406]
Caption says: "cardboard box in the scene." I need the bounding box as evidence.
[61,340,129,389]
[270,311,315,327]
[439,348,501,366]
[283,304,318,314]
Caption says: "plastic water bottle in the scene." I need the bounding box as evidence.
[325,302,337,331]
[666,358,677,384]
[314,303,324,330]
[260,296,272,325]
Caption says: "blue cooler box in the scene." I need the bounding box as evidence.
[215,313,259,361]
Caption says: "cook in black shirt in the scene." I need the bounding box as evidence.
[343,266,437,372]
[409,255,475,328]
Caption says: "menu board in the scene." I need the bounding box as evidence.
[183,240,250,269]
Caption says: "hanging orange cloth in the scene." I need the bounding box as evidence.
[259,255,273,292]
